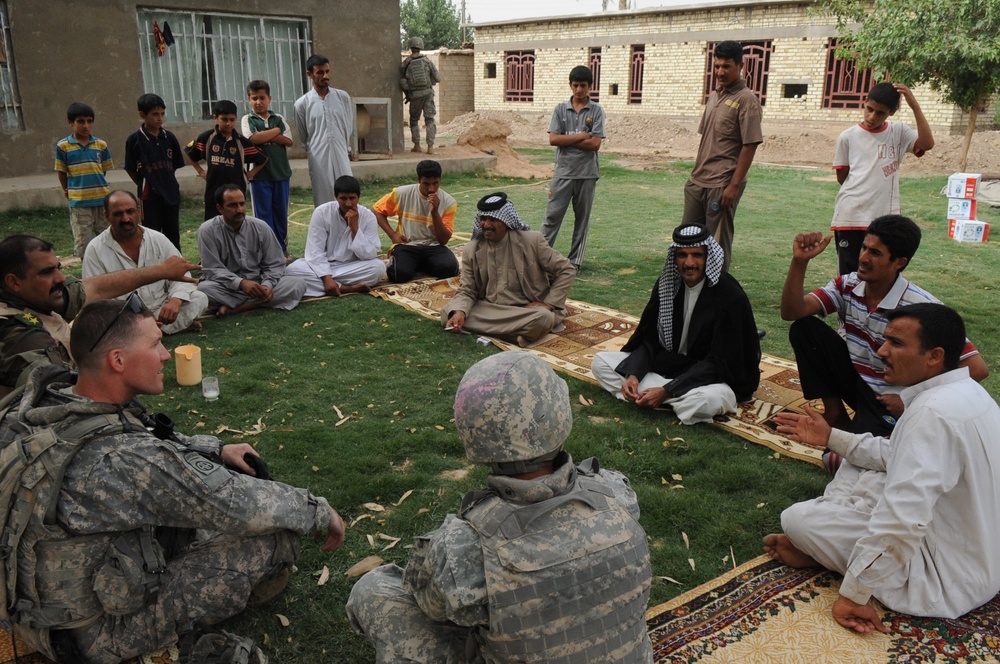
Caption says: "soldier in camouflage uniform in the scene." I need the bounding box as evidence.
[347,351,653,663]
[0,299,345,663]
[0,233,198,396]
[400,37,439,154]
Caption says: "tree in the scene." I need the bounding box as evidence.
[400,0,470,50]
[821,0,1000,170]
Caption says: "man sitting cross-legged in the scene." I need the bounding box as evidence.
[83,190,207,334]
[286,175,386,296]
[765,303,1000,632]
[197,184,307,316]
[780,214,987,472]
[591,222,760,424]
[442,192,576,346]
[372,159,459,283]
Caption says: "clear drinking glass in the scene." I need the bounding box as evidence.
[202,376,220,401]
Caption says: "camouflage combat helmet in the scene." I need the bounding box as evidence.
[454,351,572,475]
[408,36,424,50]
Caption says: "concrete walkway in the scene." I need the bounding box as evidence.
[0,152,496,213]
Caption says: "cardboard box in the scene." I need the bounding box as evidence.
[948,218,957,238]
[947,172,981,199]
[952,220,990,243]
[947,198,978,220]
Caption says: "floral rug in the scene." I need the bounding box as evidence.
[371,276,826,467]
[646,555,1000,663]
[0,630,175,663]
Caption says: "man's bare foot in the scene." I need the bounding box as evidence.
[763,533,821,568]
[184,320,204,332]
[339,283,371,295]
[215,306,231,317]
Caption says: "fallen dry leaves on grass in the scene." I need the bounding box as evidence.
[345,556,384,577]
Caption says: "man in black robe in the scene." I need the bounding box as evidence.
[592,223,760,424]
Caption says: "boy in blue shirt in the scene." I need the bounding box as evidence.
[55,102,113,257]
[241,80,294,257]
[124,94,187,250]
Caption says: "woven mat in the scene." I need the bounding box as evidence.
[370,276,825,466]
[646,554,1000,663]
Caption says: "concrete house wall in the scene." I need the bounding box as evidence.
[0,0,402,179]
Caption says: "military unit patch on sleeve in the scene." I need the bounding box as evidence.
[182,451,231,491]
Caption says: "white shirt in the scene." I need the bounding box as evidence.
[830,368,1000,617]
[300,203,381,278]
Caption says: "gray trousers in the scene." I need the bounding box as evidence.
[198,276,307,311]
[408,93,436,147]
[680,179,747,273]
[541,177,596,269]
[72,531,299,664]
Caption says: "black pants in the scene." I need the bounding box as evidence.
[141,194,182,251]
[387,244,459,283]
[834,229,865,276]
[788,316,896,437]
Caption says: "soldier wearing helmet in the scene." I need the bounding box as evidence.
[400,36,440,154]
[347,351,653,662]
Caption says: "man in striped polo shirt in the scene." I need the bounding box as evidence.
[779,214,988,470]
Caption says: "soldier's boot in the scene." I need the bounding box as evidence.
[426,144,434,155]
[247,567,290,606]
[185,630,267,664]
[411,142,421,153]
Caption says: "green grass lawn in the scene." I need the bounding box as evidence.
[1,157,997,662]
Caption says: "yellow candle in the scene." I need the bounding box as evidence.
[175,345,202,386]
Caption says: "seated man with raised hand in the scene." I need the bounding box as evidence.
[285,175,385,296]
[592,223,760,424]
[372,159,459,283]
[347,351,653,662]
[83,190,208,334]
[0,298,345,662]
[0,233,198,396]
[197,184,307,316]
[442,192,576,347]
[780,214,987,473]
[766,303,1000,632]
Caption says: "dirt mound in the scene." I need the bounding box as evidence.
[454,115,553,179]
[438,111,1000,178]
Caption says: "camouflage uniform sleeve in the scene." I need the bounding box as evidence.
[0,316,69,391]
[59,433,331,538]
[599,469,641,522]
[62,278,88,322]
[402,514,488,627]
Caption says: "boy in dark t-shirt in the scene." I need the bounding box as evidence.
[124,93,187,249]
[185,100,267,221]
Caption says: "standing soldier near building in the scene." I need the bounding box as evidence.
[400,37,439,154]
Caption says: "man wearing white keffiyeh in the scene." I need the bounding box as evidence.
[442,193,576,346]
[592,223,761,424]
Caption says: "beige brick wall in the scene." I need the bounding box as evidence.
[473,0,997,133]
[399,49,475,134]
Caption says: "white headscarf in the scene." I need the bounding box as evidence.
[471,192,531,239]
[656,223,725,351]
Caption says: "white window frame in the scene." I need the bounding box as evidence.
[136,9,311,122]
[0,0,24,131]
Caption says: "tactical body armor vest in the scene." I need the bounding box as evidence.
[0,366,167,660]
[401,56,434,99]
[461,461,652,663]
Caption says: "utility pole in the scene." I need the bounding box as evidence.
[461,0,467,44]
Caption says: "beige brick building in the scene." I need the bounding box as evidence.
[472,0,996,133]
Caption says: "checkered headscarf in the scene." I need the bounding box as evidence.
[471,192,531,239]
[656,223,725,351]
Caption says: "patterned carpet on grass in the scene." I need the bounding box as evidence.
[0,633,175,664]
[646,555,1000,663]
[370,276,825,467]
